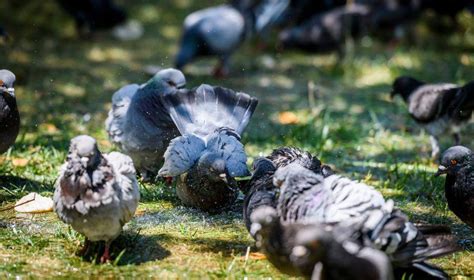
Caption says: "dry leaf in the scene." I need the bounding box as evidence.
[15,192,54,213]
[278,111,299,125]
[248,252,267,260]
[11,158,29,167]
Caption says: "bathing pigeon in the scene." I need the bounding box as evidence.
[0,69,20,154]
[272,163,459,279]
[250,206,394,280]
[175,2,257,77]
[53,135,140,263]
[243,147,333,233]
[105,68,186,180]
[158,84,258,212]
[278,4,371,52]
[435,145,474,229]
[391,76,474,159]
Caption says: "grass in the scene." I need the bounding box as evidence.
[1,0,473,278]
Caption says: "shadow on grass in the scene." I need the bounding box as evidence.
[0,175,52,203]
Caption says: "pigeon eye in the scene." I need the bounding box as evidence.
[167,81,176,87]
[451,159,457,165]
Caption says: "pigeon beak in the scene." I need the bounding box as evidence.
[176,82,186,89]
[219,173,228,183]
[7,87,14,97]
[435,165,447,177]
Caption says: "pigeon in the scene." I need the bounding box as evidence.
[175,2,257,77]
[0,69,20,154]
[243,147,333,233]
[435,145,474,229]
[53,135,140,263]
[105,68,186,180]
[272,163,459,279]
[158,84,258,212]
[391,76,474,158]
[250,206,394,280]
[278,4,371,52]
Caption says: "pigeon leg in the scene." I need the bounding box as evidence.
[311,262,324,280]
[78,238,91,256]
[100,242,111,264]
[453,133,461,145]
[430,135,440,159]
[212,57,230,78]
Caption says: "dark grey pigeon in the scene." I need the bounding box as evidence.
[0,69,20,154]
[243,147,332,234]
[54,135,139,263]
[158,85,258,212]
[273,163,460,279]
[250,206,394,280]
[435,145,474,229]
[278,4,371,53]
[105,68,186,180]
[391,76,474,158]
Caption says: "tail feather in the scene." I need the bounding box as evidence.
[161,84,258,137]
[449,80,474,114]
[394,262,449,280]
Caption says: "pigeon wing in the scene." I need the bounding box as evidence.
[408,83,457,123]
[158,134,206,177]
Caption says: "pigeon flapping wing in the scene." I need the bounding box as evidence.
[158,134,206,177]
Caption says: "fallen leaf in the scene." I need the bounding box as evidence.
[278,111,299,125]
[14,192,54,213]
[248,252,267,260]
[11,158,29,167]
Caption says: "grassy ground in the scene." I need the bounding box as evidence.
[1,0,473,278]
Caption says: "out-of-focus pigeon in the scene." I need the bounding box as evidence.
[278,4,371,52]
[53,135,139,263]
[391,76,474,158]
[243,147,333,234]
[158,85,258,212]
[56,0,127,36]
[250,206,394,280]
[0,69,20,154]
[435,145,474,229]
[175,2,257,77]
[272,163,459,279]
[105,68,186,180]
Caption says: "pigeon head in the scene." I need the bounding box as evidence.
[0,69,16,97]
[146,68,186,95]
[391,76,424,100]
[436,146,472,176]
[252,157,276,178]
[69,135,101,169]
[291,226,330,266]
[249,206,279,238]
[273,162,321,188]
[197,152,229,183]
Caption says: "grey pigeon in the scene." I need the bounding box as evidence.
[243,147,333,233]
[0,69,20,154]
[105,68,186,180]
[391,76,474,158]
[250,206,394,280]
[158,85,258,212]
[435,145,474,229]
[175,3,257,77]
[273,163,459,279]
[53,135,140,263]
[278,4,371,52]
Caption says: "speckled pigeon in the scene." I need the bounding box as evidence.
[0,69,20,154]
[435,145,474,229]
[391,76,474,159]
[272,163,460,279]
[243,147,333,234]
[54,135,139,263]
[250,206,394,280]
[158,84,258,212]
[105,68,186,180]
